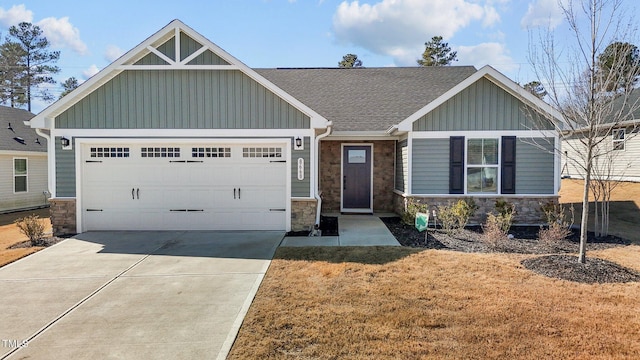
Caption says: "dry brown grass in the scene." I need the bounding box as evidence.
[229,246,640,359]
[0,218,52,268]
[559,179,640,242]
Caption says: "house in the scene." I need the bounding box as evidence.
[562,91,640,182]
[27,20,562,236]
[0,106,48,213]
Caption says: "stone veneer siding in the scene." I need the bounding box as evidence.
[319,140,395,213]
[394,193,558,225]
[291,199,317,231]
[50,198,77,236]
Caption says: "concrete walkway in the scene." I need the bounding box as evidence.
[0,231,283,360]
[281,214,400,247]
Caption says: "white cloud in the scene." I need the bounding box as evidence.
[82,64,99,79]
[0,4,33,28]
[456,42,518,73]
[104,45,124,62]
[332,0,501,65]
[521,0,564,29]
[37,17,88,55]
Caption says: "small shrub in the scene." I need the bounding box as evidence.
[437,198,478,234]
[14,215,46,246]
[538,201,574,245]
[482,213,509,250]
[494,199,516,232]
[402,199,428,225]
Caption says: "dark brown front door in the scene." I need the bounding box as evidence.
[342,145,372,211]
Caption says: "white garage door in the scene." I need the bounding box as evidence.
[81,143,287,231]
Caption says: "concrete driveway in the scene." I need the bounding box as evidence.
[0,231,283,360]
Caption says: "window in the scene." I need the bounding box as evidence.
[613,129,625,151]
[141,147,180,158]
[14,158,27,193]
[242,147,282,158]
[467,139,498,193]
[90,147,130,158]
[192,147,231,158]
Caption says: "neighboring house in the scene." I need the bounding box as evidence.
[0,106,48,213]
[27,20,562,235]
[562,92,640,182]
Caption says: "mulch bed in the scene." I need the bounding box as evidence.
[380,217,640,284]
[8,236,65,249]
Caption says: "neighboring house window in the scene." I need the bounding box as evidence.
[14,158,28,193]
[467,139,498,193]
[613,129,625,151]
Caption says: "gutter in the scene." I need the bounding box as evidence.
[314,121,333,227]
[34,126,54,197]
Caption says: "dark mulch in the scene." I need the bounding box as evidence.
[380,217,639,283]
[522,255,640,284]
[8,236,65,249]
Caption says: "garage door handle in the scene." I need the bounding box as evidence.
[238,188,241,199]
[234,188,236,199]
[132,188,135,200]
[137,188,140,199]
[270,209,286,212]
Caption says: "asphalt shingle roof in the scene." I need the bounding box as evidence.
[0,106,44,152]
[256,66,477,131]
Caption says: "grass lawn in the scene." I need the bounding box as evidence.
[229,179,640,359]
[0,214,52,268]
[559,179,640,242]
[229,246,640,359]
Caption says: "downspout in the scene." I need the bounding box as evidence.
[314,121,333,226]
[35,127,54,196]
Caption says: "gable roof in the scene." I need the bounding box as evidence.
[0,106,44,152]
[396,65,564,132]
[29,19,329,129]
[256,66,476,132]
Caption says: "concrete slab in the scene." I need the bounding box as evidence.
[1,230,284,360]
[280,215,400,247]
[338,215,400,246]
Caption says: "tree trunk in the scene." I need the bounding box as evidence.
[578,164,591,264]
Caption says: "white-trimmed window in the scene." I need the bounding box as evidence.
[14,158,27,193]
[467,138,498,193]
[613,129,625,151]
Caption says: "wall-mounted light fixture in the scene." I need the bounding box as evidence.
[60,136,72,150]
[294,136,304,150]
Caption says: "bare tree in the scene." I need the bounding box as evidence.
[528,0,640,263]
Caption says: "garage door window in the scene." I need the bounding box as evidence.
[192,147,231,158]
[141,147,180,158]
[243,147,282,158]
[91,147,130,158]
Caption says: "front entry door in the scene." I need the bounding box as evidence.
[342,145,372,212]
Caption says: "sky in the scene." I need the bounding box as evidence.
[0,0,638,113]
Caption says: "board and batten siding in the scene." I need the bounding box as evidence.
[56,70,310,130]
[291,137,311,197]
[516,139,555,194]
[411,138,449,194]
[395,139,408,192]
[413,77,554,132]
[0,154,48,212]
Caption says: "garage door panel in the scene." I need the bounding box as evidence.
[81,143,288,231]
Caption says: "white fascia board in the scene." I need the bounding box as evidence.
[0,150,47,156]
[396,65,564,132]
[74,137,294,145]
[116,64,239,71]
[411,130,557,139]
[51,128,314,138]
[325,131,398,140]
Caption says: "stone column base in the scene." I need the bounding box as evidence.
[49,198,77,236]
[291,199,317,232]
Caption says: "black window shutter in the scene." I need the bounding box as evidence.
[501,136,516,194]
[449,136,465,194]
